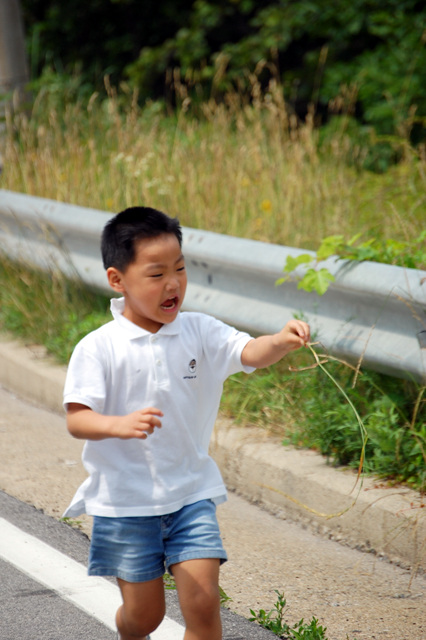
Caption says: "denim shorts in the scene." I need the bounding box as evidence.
[88,499,227,583]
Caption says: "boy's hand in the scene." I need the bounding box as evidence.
[276,319,310,352]
[115,407,163,440]
[241,319,310,369]
[66,403,163,441]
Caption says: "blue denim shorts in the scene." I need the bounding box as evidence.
[88,499,227,583]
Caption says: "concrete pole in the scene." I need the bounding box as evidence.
[0,0,29,100]
[0,0,29,170]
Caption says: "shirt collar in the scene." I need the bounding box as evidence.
[110,297,181,339]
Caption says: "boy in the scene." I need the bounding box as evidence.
[63,206,310,640]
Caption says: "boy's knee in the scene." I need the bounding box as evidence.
[184,584,220,621]
[117,602,165,638]
[117,576,166,637]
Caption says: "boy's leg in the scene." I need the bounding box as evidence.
[116,576,165,640]
[171,558,222,640]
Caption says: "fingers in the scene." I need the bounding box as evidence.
[298,322,310,345]
[287,320,310,346]
[136,407,163,439]
[141,408,163,423]
[143,407,164,417]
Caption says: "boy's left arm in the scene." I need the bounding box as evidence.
[241,320,310,369]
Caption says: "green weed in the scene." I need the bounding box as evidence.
[59,516,84,530]
[249,591,329,640]
[222,356,425,493]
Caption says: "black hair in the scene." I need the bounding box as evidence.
[101,206,182,271]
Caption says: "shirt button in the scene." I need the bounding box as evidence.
[156,360,161,366]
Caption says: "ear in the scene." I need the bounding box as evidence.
[107,267,125,293]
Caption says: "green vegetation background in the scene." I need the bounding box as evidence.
[23,0,426,169]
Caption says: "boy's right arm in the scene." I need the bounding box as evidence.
[66,403,163,441]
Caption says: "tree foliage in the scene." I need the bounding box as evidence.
[21,0,193,87]
[21,0,426,142]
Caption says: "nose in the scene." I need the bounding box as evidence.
[165,276,179,291]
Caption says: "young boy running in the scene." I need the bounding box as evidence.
[63,206,310,640]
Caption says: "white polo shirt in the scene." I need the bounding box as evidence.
[63,298,255,518]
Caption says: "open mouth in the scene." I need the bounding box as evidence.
[160,296,178,311]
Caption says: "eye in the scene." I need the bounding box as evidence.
[150,273,163,278]
[177,265,186,272]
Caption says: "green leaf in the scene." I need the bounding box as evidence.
[316,235,344,261]
[298,268,335,295]
[347,232,363,247]
[283,254,313,274]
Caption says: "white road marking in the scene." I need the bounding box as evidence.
[0,518,184,639]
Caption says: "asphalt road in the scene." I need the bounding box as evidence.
[0,489,275,640]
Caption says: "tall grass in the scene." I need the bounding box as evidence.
[2,78,425,250]
[0,256,110,364]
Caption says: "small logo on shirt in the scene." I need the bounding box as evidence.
[183,358,197,380]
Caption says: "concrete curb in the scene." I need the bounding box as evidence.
[1,334,424,571]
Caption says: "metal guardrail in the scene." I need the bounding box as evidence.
[1,189,425,382]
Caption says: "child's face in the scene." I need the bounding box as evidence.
[107,233,187,333]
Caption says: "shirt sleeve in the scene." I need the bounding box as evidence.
[63,335,107,413]
[200,314,256,380]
